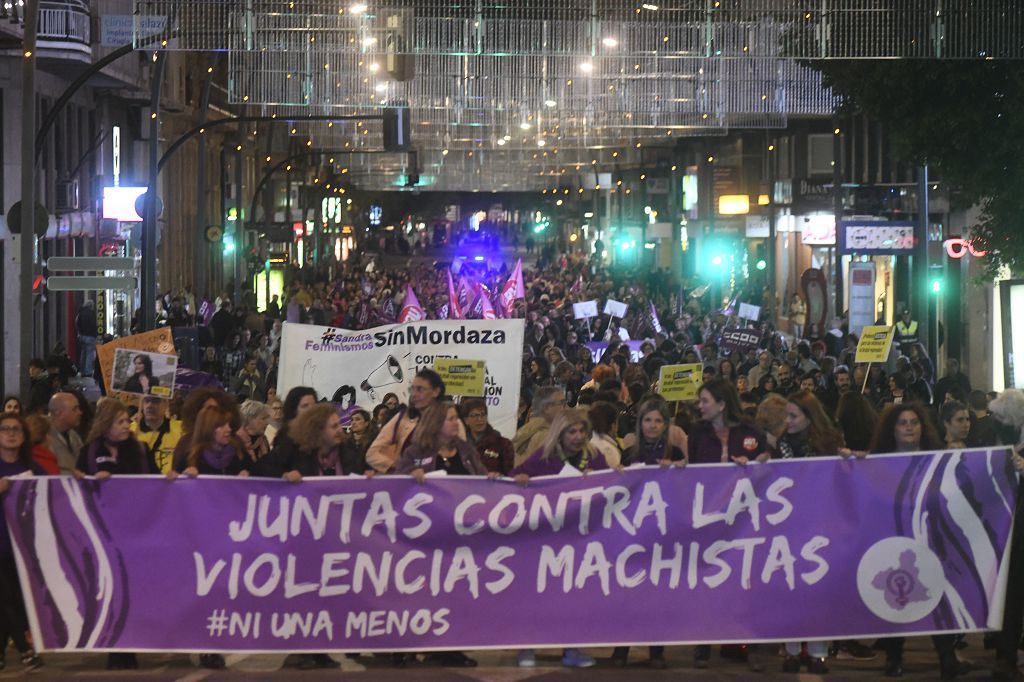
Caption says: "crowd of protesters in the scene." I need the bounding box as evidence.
[2,245,1024,679]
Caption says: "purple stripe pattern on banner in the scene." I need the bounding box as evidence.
[3,448,1017,652]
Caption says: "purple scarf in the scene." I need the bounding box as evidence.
[202,443,237,471]
[317,446,340,475]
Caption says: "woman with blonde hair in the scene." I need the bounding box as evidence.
[509,407,609,669]
[511,408,609,481]
[236,400,271,464]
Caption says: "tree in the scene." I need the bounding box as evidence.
[810,60,1024,278]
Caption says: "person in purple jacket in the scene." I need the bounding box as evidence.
[510,408,609,482]
[508,407,609,670]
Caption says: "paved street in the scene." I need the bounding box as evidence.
[0,637,1010,680]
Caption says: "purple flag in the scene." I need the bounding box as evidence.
[198,299,214,326]
[4,449,1015,652]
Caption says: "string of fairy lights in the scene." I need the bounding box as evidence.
[134,0,1024,190]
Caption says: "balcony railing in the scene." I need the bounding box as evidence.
[1,0,91,45]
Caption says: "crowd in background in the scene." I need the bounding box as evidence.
[2,247,1024,678]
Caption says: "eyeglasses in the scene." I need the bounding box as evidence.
[466,412,487,419]
[0,425,22,433]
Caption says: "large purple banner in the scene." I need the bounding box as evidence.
[3,448,1017,652]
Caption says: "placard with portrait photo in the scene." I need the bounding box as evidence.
[111,348,178,397]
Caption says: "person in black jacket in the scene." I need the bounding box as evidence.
[252,402,370,670]
[256,403,373,481]
[620,398,685,468]
[73,398,155,671]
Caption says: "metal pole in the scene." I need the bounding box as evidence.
[234,145,243,307]
[832,119,844,322]
[19,0,38,397]
[767,133,777,326]
[142,51,165,332]
[195,55,218,301]
[917,164,932,359]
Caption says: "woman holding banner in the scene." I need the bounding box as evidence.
[397,401,491,481]
[256,403,372,482]
[621,398,685,468]
[511,408,609,480]
[870,403,967,680]
[688,378,769,466]
[687,378,769,671]
[173,405,251,477]
[395,401,489,668]
[74,398,155,670]
[773,390,847,674]
[75,398,156,480]
[253,402,373,671]
[509,407,608,669]
[0,413,45,672]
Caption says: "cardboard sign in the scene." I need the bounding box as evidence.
[96,328,175,404]
[572,300,599,320]
[435,358,486,398]
[855,325,896,363]
[658,363,704,401]
[604,299,628,318]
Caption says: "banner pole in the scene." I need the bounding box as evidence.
[861,362,871,395]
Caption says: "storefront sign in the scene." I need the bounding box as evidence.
[848,263,876,338]
[838,221,918,256]
[944,238,987,259]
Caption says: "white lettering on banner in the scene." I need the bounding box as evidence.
[194,476,829,610]
[278,320,525,438]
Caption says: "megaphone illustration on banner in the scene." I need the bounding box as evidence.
[360,355,404,400]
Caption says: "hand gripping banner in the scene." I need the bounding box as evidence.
[3,448,1017,653]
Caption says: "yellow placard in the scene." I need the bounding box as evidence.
[658,363,703,401]
[855,325,896,363]
[435,358,486,398]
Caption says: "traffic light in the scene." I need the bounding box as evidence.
[930,276,943,294]
[754,242,767,271]
[698,237,733,279]
[223,233,236,255]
